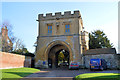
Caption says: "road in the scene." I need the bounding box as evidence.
[20,68,120,80]
[27,68,120,77]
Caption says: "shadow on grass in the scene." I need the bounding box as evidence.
[1,72,33,80]
[1,78,20,80]
[75,74,120,80]
[5,72,33,77]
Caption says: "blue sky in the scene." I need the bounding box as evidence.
[1,2,118,53]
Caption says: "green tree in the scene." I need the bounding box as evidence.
[58,52,65,61]
[12,47,34,57]
[89,30,113,49]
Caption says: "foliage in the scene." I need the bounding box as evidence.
[2,21,15,44]
[25,53,35,57]
[89,30,113,49]
[58,52,65,61]
[13,38,25,51]
[0,22,15,52]
[1,67,40,80]
[12,47,34,57]
[1,21,26,53]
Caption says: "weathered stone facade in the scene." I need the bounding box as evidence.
[35,10,89,68]
[81,31,89,51]
[35,11,120,70]
[117,54,120,69]
[83,48,119,69]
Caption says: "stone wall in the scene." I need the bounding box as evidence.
[35,10,87,68]
[0,51,32,69]
[35,37,83,68]
[83,54,119,69]
[24,56,32,68]
[117,54,120,69]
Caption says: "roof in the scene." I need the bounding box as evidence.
[83,48,116,55]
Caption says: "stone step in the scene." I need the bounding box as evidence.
[20,77,75,80]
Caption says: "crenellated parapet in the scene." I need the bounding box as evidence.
[38,10,81,21]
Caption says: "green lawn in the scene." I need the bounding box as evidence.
[75,73,120,80]
[0,67,40,80]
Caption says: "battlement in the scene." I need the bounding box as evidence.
[38,10,81,21]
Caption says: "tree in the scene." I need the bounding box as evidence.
[2,21,15,44]
[1,21,26,53]
[13,38,25,51]
[58,52,65,61]
[0,21,15,52]
[12,38,27,54]
[89,30,113,49]
[12,48,30,55]
[1,21,32,55]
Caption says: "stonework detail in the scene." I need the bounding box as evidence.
[35,10,119,70]
[35,10,89,68]
[83,48,119,69]
[81,31,89,51]
[84,54,118,69]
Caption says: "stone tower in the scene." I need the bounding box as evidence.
[35,10,89,68]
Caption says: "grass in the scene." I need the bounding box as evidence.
[75,73,120,80]
[0,67,40,80]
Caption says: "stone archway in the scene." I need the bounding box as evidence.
[44,40,73,69]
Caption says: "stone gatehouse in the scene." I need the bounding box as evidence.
[35,10,89,68]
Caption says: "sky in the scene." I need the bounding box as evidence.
[1,1,119,53]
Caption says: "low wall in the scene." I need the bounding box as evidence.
[0,51,31,69]
[24,56,31,68]
[83,54,119,69]
[117,54,120,69]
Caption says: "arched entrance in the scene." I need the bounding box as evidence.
[45,41,73,69]
[48,44,69,69]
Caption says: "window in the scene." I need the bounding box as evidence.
[48,26,52,34]
[65,24,70,32]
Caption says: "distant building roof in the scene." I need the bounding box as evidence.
[83,48,116,55]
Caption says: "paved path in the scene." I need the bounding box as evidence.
[20,69,120,80]
[26,69,120,77]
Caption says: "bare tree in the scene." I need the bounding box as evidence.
[1,21,26,53]
[2,21,15,43]
[13,38,25,51]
